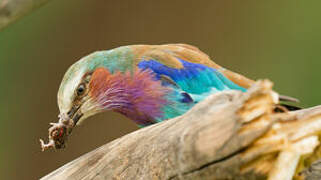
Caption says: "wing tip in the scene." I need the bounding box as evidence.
[279,95,300,103]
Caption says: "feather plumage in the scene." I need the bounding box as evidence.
[57,44,297,127]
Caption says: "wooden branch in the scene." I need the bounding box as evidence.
[40,80,321,180]
[0,0,51,31]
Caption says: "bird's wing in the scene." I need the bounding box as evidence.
[131,44,248,96]
[132,44,255,89]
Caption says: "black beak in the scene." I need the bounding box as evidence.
[67,105,83,126]
[72,112,83,125]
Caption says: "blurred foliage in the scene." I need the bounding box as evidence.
[0,0,321,179]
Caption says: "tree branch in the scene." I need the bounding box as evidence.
[0,0,51,31]
[40,80,321,180]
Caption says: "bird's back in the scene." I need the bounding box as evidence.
[120,44,253,122]
[131,44,255,88]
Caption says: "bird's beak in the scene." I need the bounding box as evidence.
[66,105,84,126]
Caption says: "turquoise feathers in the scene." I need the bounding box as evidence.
[136,58,246,124]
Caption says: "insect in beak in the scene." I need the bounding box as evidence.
[39,106,83,151]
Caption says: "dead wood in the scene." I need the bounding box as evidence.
[0,0,50,31]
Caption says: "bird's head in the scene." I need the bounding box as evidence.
[57,50,132,126]
[57,57,99,126]
[40,49,136,150]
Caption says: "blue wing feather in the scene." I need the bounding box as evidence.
[138,58,246,95]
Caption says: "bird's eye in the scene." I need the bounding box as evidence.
[76,84,86,96]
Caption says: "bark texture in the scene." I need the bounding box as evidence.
[41,80,321,180]
[0,0,50,30]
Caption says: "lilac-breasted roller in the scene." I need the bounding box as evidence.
[40,44,298,150]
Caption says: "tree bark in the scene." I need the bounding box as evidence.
[40,80,321,180]
[0,0,50,31]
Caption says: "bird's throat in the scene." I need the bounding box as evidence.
[89,68,172,126]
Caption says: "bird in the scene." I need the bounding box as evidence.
[40,44,299,150]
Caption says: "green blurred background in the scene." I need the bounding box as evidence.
[1,0,321,179]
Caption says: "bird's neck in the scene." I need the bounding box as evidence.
[90,68,172,126]
[116,71,173,126]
